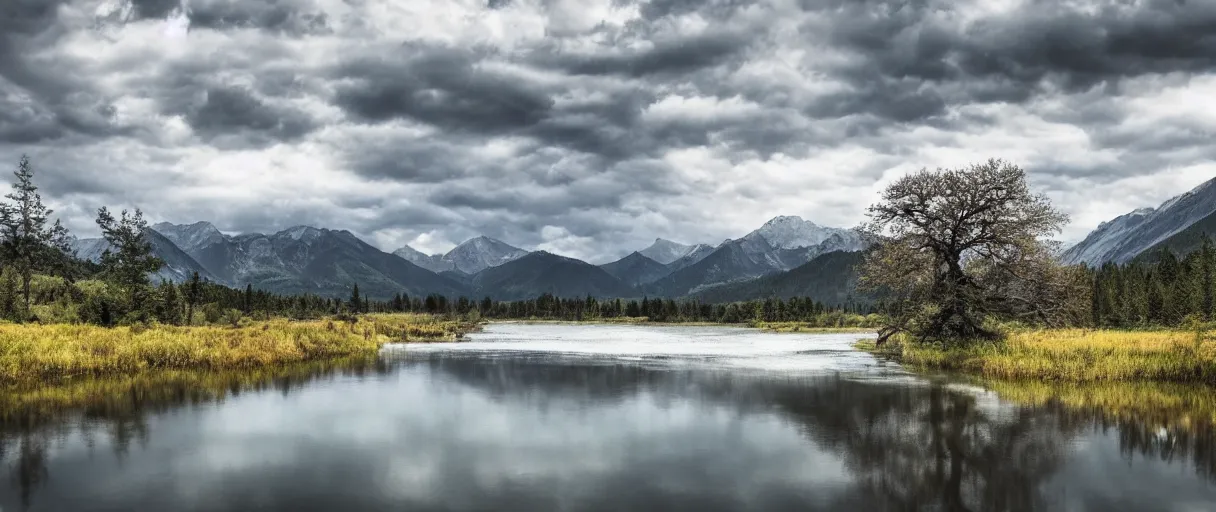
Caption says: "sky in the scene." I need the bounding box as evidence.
[2,0,1215,263]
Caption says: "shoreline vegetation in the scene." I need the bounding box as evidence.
[0,313,480,384]
[856,328,1216,383]
[495,317,876,333]
[1,354,384,422]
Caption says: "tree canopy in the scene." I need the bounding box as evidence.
[860,159,1088,344]
[0,156,72,308]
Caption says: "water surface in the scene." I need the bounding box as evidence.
[2,323,1215,511]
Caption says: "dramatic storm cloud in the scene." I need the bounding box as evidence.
[2,0,1214,262]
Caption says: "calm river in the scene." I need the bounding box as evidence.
[2,323,1215,511]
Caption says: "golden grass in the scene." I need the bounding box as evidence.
[0,313,478,383]
[866,328,1216,383]
[1,355,380,424]
[978,378,1216,428]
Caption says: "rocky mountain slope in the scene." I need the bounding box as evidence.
[1138,209,1216,260]
[443,236,529,274]
[471,251,634,301]
[151,223,466,299]
[1062,178,1216,265]
[136,215,869,302]
[643,216,868,296]
[638,238,712,265]
[691,250,866,305]
[645,239,783,296]
[599,252,670,286]
[391,236,528,275]
[754,215,862,250]
[71,229,217,284]
[391,245,453,273]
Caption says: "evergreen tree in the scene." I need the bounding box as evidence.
[0,155,72,309]
[155,280,184,325]
[1202,236,1214,320]
[0,266,24,321]
[243,283,254,313]
[95,207,162,312]
[186,271,202,324]
[349,283,362,314]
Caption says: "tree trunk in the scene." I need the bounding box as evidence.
[876,326,899,346]
[21,270,31,312]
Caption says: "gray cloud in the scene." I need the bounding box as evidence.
[534,32,753,78]
[184,85,317,147]
[188,0,331,36]
[127,0,183,20]
[333,46,556,132]
[0,0,1214,259]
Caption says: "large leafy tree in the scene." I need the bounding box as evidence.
[0,156,73,309]
[96,207,163,310]
[860,159,1088,345]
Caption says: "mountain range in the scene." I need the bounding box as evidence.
[149,222,465,299]
[393,236,530,274]
[65,215,870,303]
[1062,177,1216,265]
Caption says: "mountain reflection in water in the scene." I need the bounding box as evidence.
[2,325,1214,511]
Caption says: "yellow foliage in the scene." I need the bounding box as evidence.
[0,313,478,383]
[881,328,1216,382]
[979,378,1216,427]
[1,355,380,423]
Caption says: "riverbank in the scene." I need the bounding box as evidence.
[0,313,480,383]
[857,328,1216,383]
[494,318,874,333]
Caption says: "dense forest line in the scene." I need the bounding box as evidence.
[1089,240,1216,328]
[6,269,877,328]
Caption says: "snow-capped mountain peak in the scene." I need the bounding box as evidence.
[639,238,698,265]
[442,236,529,274]
[752,215,859,250]
[1062,177,1216,265]
[152,221,227,253]
[280,225,324,242]
[393,245,454,273]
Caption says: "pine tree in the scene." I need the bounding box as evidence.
[96,207,163,312]
[0,266,24,321]
[186,271,202,324]
[0,156,72,309]
[243,283,254,313]
[155,280,184,325]
[349,283,362,314]
[1202,235,1214,320]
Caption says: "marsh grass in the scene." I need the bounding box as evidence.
[978,378,1216,427]
[0,313,478,383]
[1,355,382,424]
[860,328,1216,383]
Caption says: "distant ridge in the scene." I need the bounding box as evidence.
[471,251,634,301]
[600,252,669,286]
[1062,177,1216,265]
[151,223,467,299]
[140,215,866,302]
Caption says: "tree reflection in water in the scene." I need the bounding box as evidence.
[0,355,387,510]
[1,352,1214,511]
[413,355,1216,510]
